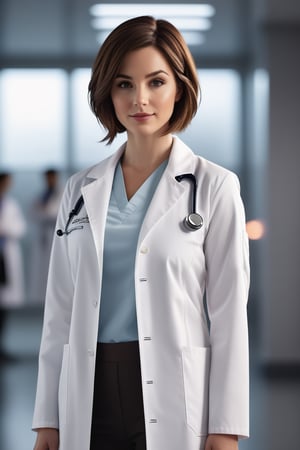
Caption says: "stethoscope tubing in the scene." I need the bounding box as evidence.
[57,173,203,236]
[56,196,84,236]
[175,173,203,231]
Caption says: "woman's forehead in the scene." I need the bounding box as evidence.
[118,47,173,76]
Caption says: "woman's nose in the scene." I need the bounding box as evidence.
[133,85,148,106]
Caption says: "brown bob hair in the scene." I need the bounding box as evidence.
[88,16,200,144]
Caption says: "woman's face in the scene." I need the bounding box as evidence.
[111,46,181,139]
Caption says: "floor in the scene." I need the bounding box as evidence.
[0,306,299,450]
[0,307,43,450]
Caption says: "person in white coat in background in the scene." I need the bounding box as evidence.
[0,172,27,358]
[29,169,63,303]
[32,16,250,450]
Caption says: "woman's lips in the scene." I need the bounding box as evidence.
[130,113,154,121]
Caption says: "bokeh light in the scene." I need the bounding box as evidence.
[246,219,266,240]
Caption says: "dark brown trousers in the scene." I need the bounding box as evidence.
[90,341,146,450]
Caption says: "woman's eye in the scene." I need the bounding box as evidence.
[118,81,132,88]
[151,79,164,87]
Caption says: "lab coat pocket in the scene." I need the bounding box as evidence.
[58,344,70,427]
[182,346,211,436]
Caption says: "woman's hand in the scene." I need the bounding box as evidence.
[33,428,59,450]
[204,434,238,450]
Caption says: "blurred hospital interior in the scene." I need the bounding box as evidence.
[0,0,300,448]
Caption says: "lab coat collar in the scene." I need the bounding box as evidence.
[84,135,195,182]
[81,136,197,248]
[85,142,127,181]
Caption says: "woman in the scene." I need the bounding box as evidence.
[32,16,250,450]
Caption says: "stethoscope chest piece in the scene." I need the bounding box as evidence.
[185,212,203,231]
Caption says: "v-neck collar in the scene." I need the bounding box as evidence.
[112,159,168,214]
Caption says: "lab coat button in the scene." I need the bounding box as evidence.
[93,300,98,307]
[140,246,149,254]
[139,277,147,282]
[149,419,157,423]
[88,349,95,356]
[146,380,154,384]
[144,337,152,341]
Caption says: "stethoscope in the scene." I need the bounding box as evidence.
[175,173,203,231]
[57,173,203,237]
[56,196,85,236]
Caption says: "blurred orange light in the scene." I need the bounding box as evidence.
[246,220,265,240]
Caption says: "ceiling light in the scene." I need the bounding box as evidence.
[89,3,216,47]
[181,31,206,46]
[89,4,216,18]
[91,16,212,31]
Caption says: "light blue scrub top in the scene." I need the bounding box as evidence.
[98,159,168,343]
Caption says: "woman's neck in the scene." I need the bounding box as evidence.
[120,133,173,200]
[122,134,173,171]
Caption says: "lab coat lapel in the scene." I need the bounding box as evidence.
[80,145,125,259]
[80,137,196,253]
[138,136,196,244]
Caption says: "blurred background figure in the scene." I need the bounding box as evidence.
[28,169,62,304]
[0,172,27,359]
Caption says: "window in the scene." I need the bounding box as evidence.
[179,69,242,170]
[71,69,125,168]
[0,69,67,169]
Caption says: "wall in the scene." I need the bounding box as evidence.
[251,0,300,368]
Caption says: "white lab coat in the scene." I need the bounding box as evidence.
[29,188,63,303]
[32,136,250,450]
[0,196,27,307]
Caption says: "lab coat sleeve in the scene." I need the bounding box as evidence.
[204,172,250,438]
[32,179,74,430]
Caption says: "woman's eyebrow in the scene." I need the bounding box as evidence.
[115,70,169,79]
